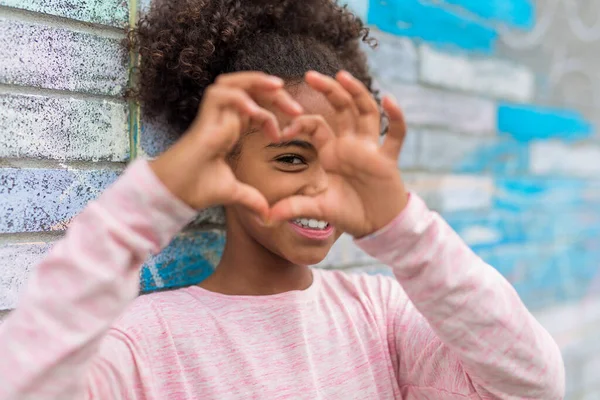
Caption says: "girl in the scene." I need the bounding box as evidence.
[0,0,564,399]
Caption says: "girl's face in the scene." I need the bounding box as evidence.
[226,83,342,266]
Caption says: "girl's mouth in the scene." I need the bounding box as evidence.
[289,218,334,240]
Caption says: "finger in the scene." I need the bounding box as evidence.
[269,195,327,222]
[336,71,380,139]
[380,96,407,160]
[215,72,284,91]
[281,115,335,151]
[336,71,379,116]
[204,85,262,117]
[305,71,358,136]
[216,72,303,117]
[225,181,271,219]
[253,88,304,117]
[217,108,243,152]
[205,87,281,143]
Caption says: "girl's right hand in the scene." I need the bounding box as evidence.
[150,72,303,219]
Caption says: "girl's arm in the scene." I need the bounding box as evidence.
[268,71,564,399]
[0,72,302,400]
[356,194,565,399]
[0,159,197,399]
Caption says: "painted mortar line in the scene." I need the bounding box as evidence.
[404,123,498,137]
[0,231,63,245]
[411,80,514,105]
[416,73,533,104]
[0,5,125,39]
[382,79,508,107]
[0,83,127,103]
[0,158,127,171]
[127,0,141,161]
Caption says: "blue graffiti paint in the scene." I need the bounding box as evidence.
[443,0,534,29]
[498,103,594,142]
[443,172,600,310]
[340,0,369,21]
[140,231,225,293]
[367,0,498,53]
[456,139,529,175]
[494,177,592,212]
[473,241,600,310]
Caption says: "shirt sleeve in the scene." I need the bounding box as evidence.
[355,194,565,399]
[0,159,197,400]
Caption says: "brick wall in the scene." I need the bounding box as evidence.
[1,0,599,398]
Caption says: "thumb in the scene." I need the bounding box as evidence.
[225,181,270,219]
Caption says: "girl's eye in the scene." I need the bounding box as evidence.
[276,155,305,165]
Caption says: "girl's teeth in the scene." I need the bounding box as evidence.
[293,218,329,230]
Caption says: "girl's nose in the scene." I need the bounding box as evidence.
[300,167,329,197]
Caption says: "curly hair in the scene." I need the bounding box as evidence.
[127,0,377,133]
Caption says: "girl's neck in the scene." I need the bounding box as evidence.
[200,223,313,296]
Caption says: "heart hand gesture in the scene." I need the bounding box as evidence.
[150,72,303,218]
[269,71,409,238]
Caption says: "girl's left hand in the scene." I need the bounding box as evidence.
[269,70,409,238]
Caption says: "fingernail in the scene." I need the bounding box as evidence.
[253,215,267,227]
[268,76,284,85]
[292,102,303,114]
[338,70,350,79]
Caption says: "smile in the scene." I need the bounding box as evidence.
[289,218,334,240]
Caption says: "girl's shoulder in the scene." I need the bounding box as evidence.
[111,286,209,335]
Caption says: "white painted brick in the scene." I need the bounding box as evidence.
[417,130,491,171]
[532,299,600,398]
[400,130,419,169]
[582,355,600,389]
[0,0,129,27]
[533,296,600,348]
[582,391,600,400]
[316,233,377,269]
[460,226,502,247]
[0,18,127,95]
[0,93,129,161]
[419,45,534,102]
[383,128,418,169]
[140,112,180,157]
[365,32,418,84]
[404,173,494,212]
[531,141,600,177]
[0,242,52,310]
[389,84,496,135]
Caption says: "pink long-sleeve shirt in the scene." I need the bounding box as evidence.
[0,160,564,399]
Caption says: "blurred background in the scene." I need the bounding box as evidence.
[0,0,599,398]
